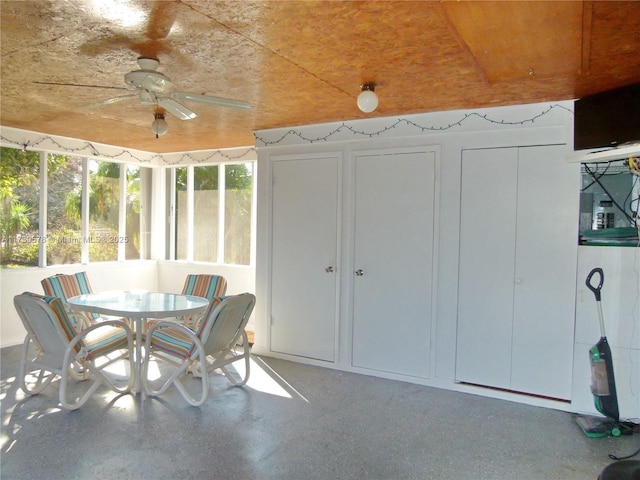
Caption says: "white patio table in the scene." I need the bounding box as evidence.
[68,290,209,393]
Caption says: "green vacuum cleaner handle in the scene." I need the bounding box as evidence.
[586,267,604,302]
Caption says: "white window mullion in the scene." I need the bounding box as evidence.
[38,151,47,267]
[187,166,194,261]
[168,168,176,260]
[218,164,226,263]
[250,162,257,267]
[81,158,90,264]
[118,164,126,261]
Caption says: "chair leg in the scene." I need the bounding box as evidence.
[221,335,251,386]
[143,332,209,407]
[19,335,56,395]
[59,337,134,410]
[67,357,91,381]
[89,352,134,394]
[146,350,209,407]
[173,363,209,407]
[59,367,103,410]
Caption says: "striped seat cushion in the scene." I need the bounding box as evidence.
[41,272,100,321]
[182,274,227,299]
[179,275,227,329]
[149,297,224,359]
[81,324,130,358]
[27,292,129,358]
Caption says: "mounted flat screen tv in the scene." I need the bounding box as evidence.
[574,82,640,151]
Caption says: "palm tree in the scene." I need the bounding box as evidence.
[0,202,31,263]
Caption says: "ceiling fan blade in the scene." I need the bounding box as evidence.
[146,1,180,40]
[171,92,251,110]
[82,93,138,109]
[34,81,129,91]
[158,98,197,120]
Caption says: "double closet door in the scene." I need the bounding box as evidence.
[456,145,578,399]
[269,148,437,379]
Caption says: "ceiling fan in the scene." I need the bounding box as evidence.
[85,57,251,122]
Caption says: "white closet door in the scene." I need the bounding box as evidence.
[270,156,339,362]
[510,145,577,399]
[457,145,578,398]
[351,150,435,378]
[456,148,518,389]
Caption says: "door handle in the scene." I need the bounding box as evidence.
[354,269,364,276]
[325,266,334,273]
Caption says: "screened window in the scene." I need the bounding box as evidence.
[89,160,120,262]
[0,146,149,268]
[224,163,253,265]
[194,165,220,263]
[171,162,254,265]
[47,154,83,265]
[175,166,188,261]
[0,148,41,267]
[125,165,143,260]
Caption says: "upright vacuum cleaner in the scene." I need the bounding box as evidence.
[576,267,634,438]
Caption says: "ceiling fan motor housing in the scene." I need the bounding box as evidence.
[124,69,173,92]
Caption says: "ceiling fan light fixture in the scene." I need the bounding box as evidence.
[152,112,168,138]
[137,57,160,71]
[139,90,156,104]
[357,83,378,113]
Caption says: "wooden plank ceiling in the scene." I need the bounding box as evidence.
[1,0,639,153]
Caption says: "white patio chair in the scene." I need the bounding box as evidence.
[14,292,134,410]
[142,292,255,406]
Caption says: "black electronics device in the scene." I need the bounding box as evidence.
[574,82,640,151]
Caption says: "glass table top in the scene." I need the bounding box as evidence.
[67,290,209,318]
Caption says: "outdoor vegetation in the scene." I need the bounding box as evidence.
[0,147,141,268]
[2,146,253,268]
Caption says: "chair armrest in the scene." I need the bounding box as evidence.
[68,312,92,333]
[145,320,206,361]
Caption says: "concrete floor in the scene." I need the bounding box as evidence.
[1,344,637,480]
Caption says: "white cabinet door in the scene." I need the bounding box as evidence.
[456,145,578,399]
[510,145,577,399]
[456,148,518,389]
[351,150,436,378]
[270,155,339,362]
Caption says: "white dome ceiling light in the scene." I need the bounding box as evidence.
[357,83,378,113]
[151,112,168,138]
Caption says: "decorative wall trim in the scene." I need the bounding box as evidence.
[157,147,257,166]
[255,102,574,147]
[0,126,157,164]
[0,126,256,166]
